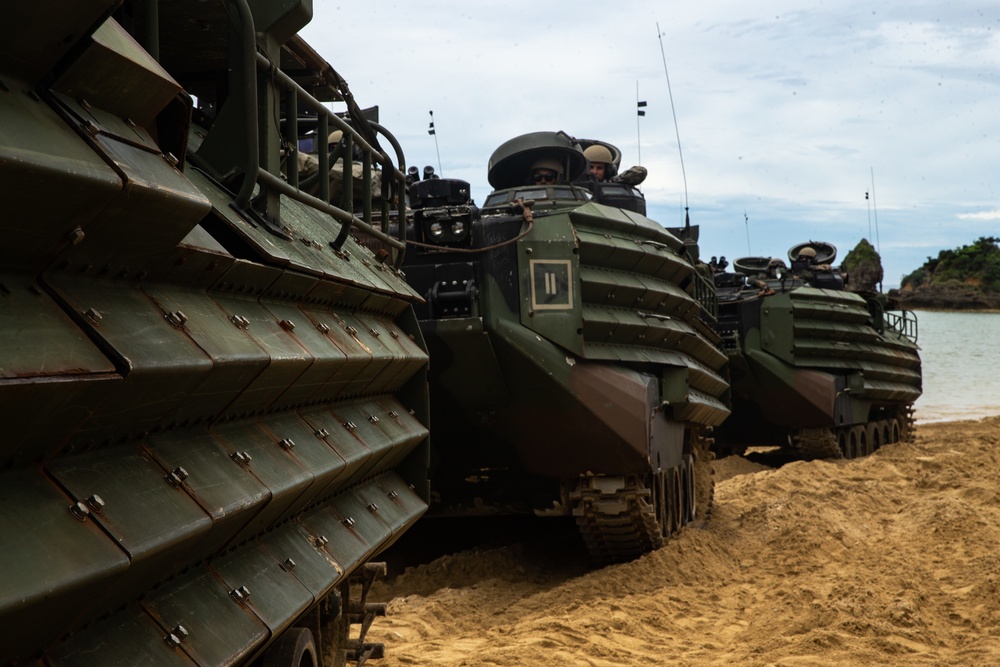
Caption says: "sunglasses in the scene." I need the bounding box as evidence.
[532,171,557,183]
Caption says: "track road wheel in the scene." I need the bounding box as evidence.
[867,421,883,453]
[857,424,872,457]
[262,628,318,667]
[667,466,682,535]
[888,418,901,444]
[842,426,861,459]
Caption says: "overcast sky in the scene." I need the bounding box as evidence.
[301,1,1000,288]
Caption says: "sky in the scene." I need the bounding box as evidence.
[301,1,1000,288]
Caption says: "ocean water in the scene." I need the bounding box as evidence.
[912,310,1000,423]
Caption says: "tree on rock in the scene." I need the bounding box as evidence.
[842,238,883,293]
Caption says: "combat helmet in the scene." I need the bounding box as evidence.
[583,144,613,165]
[529,157,564,176]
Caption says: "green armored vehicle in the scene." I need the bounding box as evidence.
[402,132,729,562]
[712,241,921,458]
[1,2,428,665]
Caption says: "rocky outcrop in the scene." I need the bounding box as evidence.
[890,236,1000,310]
[841,239,883,293]
[888,283,1000,310]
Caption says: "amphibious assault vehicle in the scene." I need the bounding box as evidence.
[712,242,921,458]
[402,132,730,562]
[0,2,428,665]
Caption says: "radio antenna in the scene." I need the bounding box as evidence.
[428,110,442,175]
[870,167,880,255]
[636,82,645,165]
[657,22,689,214]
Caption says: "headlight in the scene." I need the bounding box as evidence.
[429,222,444,238]
[451,220,465,236]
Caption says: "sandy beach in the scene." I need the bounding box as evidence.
[359,416,1000,666]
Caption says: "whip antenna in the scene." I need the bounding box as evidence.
[865,189,872,242]
[744,211,751,255]
[657,22,688,214]
[870,166,882,292]
[870,167,880,255]
[636,82,646,164]
[428,110,442,175]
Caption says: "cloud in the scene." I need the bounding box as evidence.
[957,210,1000,221]
[300,1,1000,288]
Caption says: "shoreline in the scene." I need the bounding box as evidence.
[917,413,1000,425]
[909,306,1000,314]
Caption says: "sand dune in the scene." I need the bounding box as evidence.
[361,416,1000,666]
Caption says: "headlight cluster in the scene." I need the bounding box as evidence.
[419,207,474,246]
[427,220,466,239]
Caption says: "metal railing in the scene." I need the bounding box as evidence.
[247,36,408,265]
[158,0,409,267]
[885,309,919,343]
[689,268,719,324]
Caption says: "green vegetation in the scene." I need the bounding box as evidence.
[901,237,1000,293]
[843,238,880,266]
[841,238,883,292]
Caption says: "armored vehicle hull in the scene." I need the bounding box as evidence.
[714,243,921,458]
[1,2,428,665]
[403,133,729,562]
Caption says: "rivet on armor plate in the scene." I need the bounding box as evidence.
[317,322,330,333]
[165,311,188,327]
[342,517,356,527]
[367,503,379,513]
[389,330,399,339]
[280,319,296,331]
[229,588,246,604]
[369,328,380,337]
[316,535,330,547]
[84,308,102,323]
[86,494,105,513]
[278,438,295,451]
[172,625,189,641]
[346,325,358,335]
[387,490,399,500]
[165,466,189,487]
[368,415,380,424]
[388,410,399,419]
[344,421,357,431]
[231,451,252,465]
[69,502,90,521]
[164,633,181,649]
[315,428,330,438]
[69,227,85,244]
[281,558,297,572]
